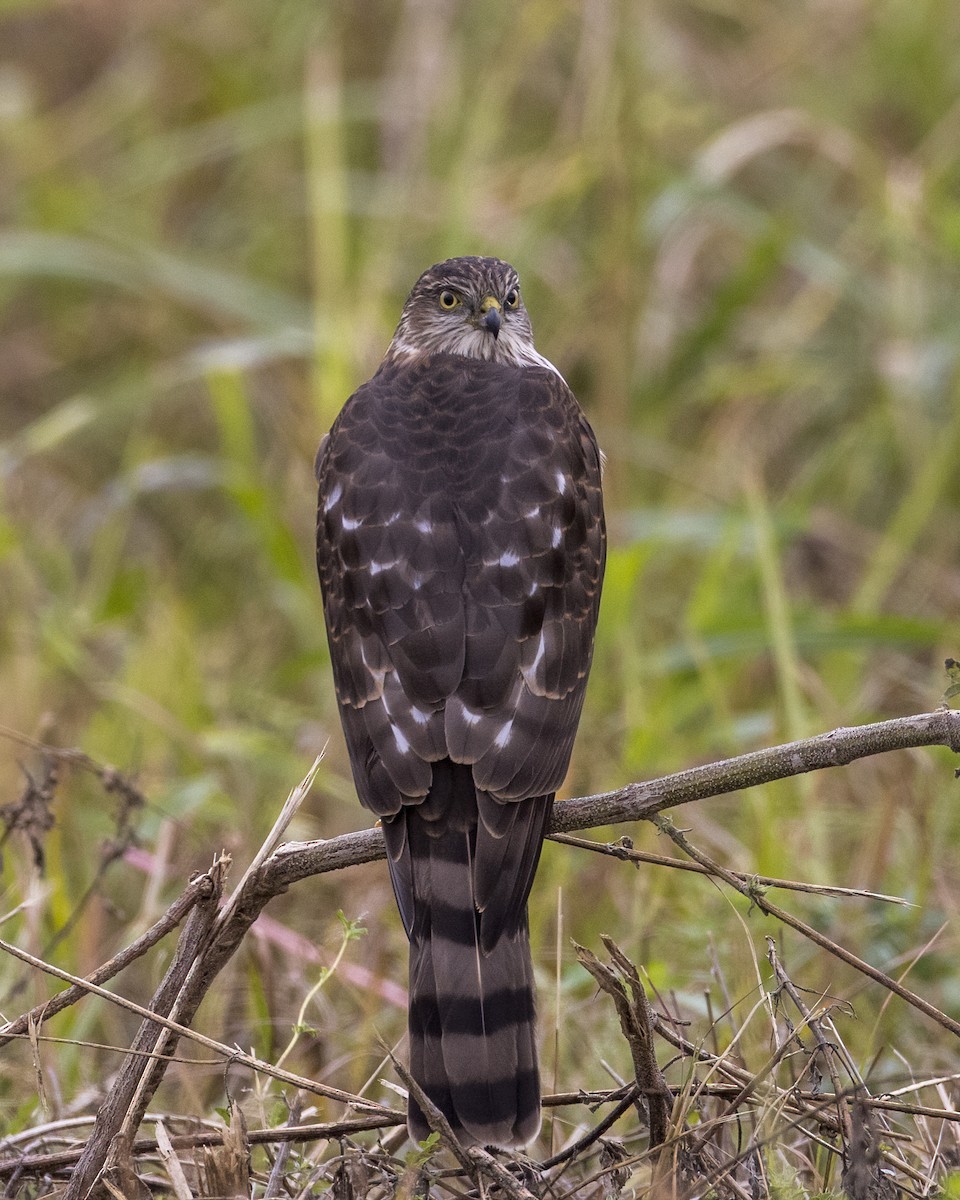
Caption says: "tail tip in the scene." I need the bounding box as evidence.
[407,1101,541,1151]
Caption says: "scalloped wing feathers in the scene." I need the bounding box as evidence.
[316,350,605,1147]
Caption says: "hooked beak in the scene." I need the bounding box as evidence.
[479,296,502,339]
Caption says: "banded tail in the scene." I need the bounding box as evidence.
[386,760,552,1148]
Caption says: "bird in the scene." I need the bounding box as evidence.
[314,256,606,1148]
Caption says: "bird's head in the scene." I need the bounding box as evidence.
[386,256,553,371]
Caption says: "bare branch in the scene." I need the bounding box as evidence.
[552,707,960,833]
[0,872,215,1049]
[549,832,914,905]
[265,709,960,890]
[653,814,960,1040]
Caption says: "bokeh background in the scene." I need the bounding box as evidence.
[1,0,958,1164]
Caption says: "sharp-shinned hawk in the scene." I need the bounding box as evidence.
[315,256,606,1147]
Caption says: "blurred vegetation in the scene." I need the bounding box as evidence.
[0,0,958,1185]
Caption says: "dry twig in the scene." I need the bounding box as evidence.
[0,709,957,1195]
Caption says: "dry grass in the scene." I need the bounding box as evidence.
[1,716,959,1196]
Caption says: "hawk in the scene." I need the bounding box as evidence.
[315,256,605,1148]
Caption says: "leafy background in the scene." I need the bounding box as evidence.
[0,0,958,1179]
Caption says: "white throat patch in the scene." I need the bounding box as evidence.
[389,327,563,378]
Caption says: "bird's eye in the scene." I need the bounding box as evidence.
[504,289,519,310]
[439,290,460,310]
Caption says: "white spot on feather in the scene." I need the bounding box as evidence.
[551,525,562,548]
[342,513,361,531]
[359,642,387,683]
[323,482,343,513]
[369,560,397,576]
[391,726,411,754]
[415,518,432,534]
[555,471,567,494]
[529,632,546,674]
[411,707,430,726]
[463,709,482,726]
[385,510,402,525]
[498,549,520,567]
[494,719,514,749]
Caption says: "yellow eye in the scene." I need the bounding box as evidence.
[439,290,460,310]
[504,289,519,310]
